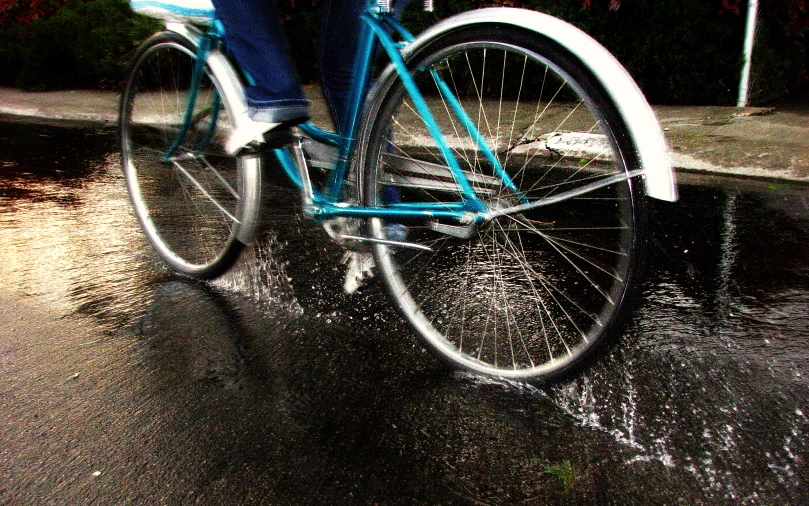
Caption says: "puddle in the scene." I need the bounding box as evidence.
[1,122,808,503]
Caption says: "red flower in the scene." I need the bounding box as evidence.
[0,0,71,26]
[580,0,623,10]
[719,0,741,15]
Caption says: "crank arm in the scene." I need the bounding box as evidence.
[338,234,433,252]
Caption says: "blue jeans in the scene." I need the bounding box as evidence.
[211,0,407,134]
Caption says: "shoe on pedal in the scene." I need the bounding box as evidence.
[225,119,279,155]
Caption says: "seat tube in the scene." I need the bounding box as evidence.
[325,10,378,201]
[165,34,212,159]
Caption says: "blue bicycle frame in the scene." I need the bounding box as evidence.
[184,5,523,224]
[277,6,529,223]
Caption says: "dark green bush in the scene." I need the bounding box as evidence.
[0,0,159,89]
[0,0,803,104]
[749,0,809,103]
[402,0,747,105]
[283,8,321,84]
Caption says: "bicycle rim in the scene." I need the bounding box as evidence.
[120,34,251,278]
[362,27,646,381]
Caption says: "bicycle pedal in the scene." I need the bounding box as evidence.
[260,126,297,150]
[323,218,371,252]
[226,120,278,155]
[429,221,475,239]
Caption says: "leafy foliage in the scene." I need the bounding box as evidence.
[279,0,321,84]
[0,0,805,103]
[0,0,159,89]
[543,460,576,490]
[401,0,747,105]
[750,0,809,102]
[0,0,70,26]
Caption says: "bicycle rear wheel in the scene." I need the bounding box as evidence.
[361,25,647,381]
[120,32,260,279]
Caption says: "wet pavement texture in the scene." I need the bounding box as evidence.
[1,121,808,504]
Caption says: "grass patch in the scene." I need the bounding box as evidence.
[543,460,576,491]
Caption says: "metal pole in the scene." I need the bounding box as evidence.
[737,0,760,107]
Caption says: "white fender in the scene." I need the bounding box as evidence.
[164,22,253,133]
[404,8,678,202]
[163,22,263,244]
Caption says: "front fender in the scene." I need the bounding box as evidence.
[400,8,678,202]
[164,23,254,133]
[162,23,262,245]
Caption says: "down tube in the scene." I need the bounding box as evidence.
[364,14,487,213]
[324,12,378,201]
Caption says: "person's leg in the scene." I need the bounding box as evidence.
[320,1,414,293]
[211,0,309,124]
[319,0,412,135]
[318,0,367,135]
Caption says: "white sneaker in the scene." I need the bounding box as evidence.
[342,251,375,295]
[225,119,279,155]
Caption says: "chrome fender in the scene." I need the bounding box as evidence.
[401,8,678,202]
[164,22,253,132]
[164,22,262,244]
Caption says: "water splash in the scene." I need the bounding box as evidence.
[213,233,303,316]
[549,357,676,468]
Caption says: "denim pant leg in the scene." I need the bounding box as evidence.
[211,0,310,123]
[319,0,411,135]
[319,0,366,135]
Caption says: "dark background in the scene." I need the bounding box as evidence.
[0,0,807,105]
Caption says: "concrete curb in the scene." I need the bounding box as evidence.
[2,86,807,184]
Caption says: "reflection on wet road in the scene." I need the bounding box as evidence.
[1,122,808,503]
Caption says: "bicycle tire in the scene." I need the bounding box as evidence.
[120,32,260,279]
[360,24,647,381]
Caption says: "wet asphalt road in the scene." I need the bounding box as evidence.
[1,120,808,504]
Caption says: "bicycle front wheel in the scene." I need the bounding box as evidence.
[120,32,260,279]
[361,25,647,381]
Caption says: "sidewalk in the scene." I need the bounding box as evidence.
[1,85,807,184]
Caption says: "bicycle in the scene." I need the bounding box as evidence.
[120,0,677,382]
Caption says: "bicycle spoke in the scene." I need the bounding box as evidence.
[366,28,644,379]
[121,35,250,278]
